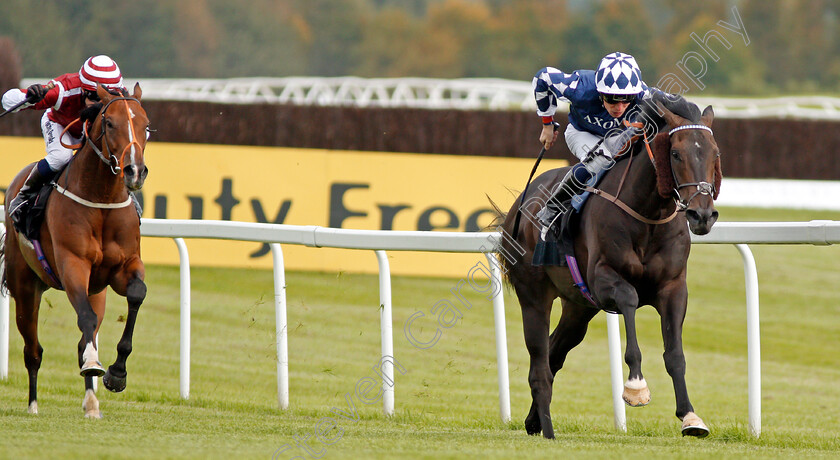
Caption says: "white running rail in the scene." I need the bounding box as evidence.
[23,76,840,119]
[1,219,839,438]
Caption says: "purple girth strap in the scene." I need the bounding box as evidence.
[564,255,596,306]
[33,240,63,290]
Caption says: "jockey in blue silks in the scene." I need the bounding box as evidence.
[533,52,662,236]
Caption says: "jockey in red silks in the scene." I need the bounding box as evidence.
[1,55,126,221]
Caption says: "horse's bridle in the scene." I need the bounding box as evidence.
[666,124,716,211]
[584,120,717,226]
[83,96,144,175]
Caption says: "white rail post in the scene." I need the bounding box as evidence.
[736,244,761,437]
[375,250,395,416]
[0,225,8,380]
[270,244,289,410]
[606,312,627,431]
[174,238,191,400]
[485,253,511,424]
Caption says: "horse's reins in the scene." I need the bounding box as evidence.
[584,121,714,225]
[56,96,143,209]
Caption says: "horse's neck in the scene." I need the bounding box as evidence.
[62,146,126,202]
[605,151,668,219]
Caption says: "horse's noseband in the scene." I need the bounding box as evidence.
[674,181,715,211]
[667,124,715,210]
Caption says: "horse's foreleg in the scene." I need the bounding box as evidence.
[59,259,104,377]
[590,268,649,407]
[619,305,650,407]
[656,281,708,437]
[104,269,146,393]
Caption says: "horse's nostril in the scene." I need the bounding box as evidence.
[123,165,135,177]
[685,209,700,222]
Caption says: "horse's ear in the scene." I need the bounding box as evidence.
[96,84,113,104]
[132,82,142,101]
[655,101,686,129]
[701,105,714,128]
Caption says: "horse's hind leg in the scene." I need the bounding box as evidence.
[516,285,556,439]
[522,300,597,437]
[104,274,146,393]
[81,375,101,419]
[548,300,599,375]
[12,283,45,414]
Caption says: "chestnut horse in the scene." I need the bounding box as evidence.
[1,83,149,418]
[498,94,721,438]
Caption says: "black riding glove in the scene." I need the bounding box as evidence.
[25,84,49,104]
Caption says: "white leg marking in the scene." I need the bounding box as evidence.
[83,388,101,419]
[28,401,38,414]
[83,342,99,364]
[624,377,647,390]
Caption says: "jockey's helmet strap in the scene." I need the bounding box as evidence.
[668,124,713,136]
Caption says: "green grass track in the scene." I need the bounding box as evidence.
[0,207,838,459]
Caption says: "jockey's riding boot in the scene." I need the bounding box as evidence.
[537,167,584,238]
[9,164,50,224]
[537,150,612,240]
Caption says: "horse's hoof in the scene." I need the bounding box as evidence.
[622,378,651,407]
[525,421,541,436]
[84,410,103,419]
[80,361,106,377]
[103,369,127,393]
[681,412,709,437]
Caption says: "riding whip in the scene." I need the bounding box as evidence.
[0,82,54,118]
[511,123,559,239]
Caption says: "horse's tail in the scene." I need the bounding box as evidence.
[485,195,513,286]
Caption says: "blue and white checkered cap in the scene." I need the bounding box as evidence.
[595,52,642,95]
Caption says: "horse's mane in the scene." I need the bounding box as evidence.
[78,88,128,124]
[638,92,721,199]
[79,103,102,124]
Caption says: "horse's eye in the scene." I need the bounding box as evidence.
[671,150,681,160]
[105,119,114,129]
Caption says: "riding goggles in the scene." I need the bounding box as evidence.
[83,90,100,102]
[600,93,637,105]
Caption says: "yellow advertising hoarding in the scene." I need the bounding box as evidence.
[0,137,567,278]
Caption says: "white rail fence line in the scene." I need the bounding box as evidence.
[23,76,840,119]
[1,219,838,437]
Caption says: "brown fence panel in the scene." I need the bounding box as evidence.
[3,100,838,180]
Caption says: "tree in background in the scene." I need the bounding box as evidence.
[0,37,22,91]
[2,0,840,95]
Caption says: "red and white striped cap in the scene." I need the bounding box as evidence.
[79,55,124,91]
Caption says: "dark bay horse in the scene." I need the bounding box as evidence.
[498,95,721,438]
[1,84,149,418]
